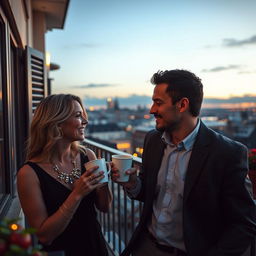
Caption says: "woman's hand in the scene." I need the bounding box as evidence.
[72,166,105,200]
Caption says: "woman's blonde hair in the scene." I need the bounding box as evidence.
[26,94,87,162]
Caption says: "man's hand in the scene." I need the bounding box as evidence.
[111,162,138,189]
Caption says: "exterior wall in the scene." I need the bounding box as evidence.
[0,0,47,220]
[0,0,68,224]
[33,10,46,52]
[8,0,47,51]
[27,0,33,47]
[8,0,28,48]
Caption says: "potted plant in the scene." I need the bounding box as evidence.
[248,148,256,198]
[0,218,46,256]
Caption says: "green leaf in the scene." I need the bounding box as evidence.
[9,243,24,252]
[0,227,11,235]
[21,227,37,234]
[3,218,21,225]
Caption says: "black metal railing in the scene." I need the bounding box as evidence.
[83,138,143,255]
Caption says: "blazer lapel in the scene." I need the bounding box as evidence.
[147,132,166,197]
[183,122,212,203]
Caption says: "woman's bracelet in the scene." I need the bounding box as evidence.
[59,203,74,219]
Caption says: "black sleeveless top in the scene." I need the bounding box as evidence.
[26,153,108,256]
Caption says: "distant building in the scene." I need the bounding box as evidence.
[131,126,152,157]
[232,126,256,148]
[201,116,227,134]
[114,98,120,110]
[106,97,119,110]
[107,97,115,110]
[87,123,132,153]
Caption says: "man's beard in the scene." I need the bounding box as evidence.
[155,117,180,133]
[155,125,165,132]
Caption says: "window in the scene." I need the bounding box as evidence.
[0,15,7,201]
[0,12,19,216]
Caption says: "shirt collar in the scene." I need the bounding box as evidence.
[161,119,200,151]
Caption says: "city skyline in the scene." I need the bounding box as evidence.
[46,0,256,102]
[83,94,256,110]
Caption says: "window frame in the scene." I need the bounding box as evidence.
[0,8,20,218]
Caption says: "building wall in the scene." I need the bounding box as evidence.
[8,0,30,48]
[26,0,33,47]
[1,0,68,226]
[33,10,46,52]
[8,0,47,51]
[0,0,47,220]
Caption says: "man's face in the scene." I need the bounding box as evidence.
[149,83,181,133]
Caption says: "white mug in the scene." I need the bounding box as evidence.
[112,154,133,182]
[84,158,111,183]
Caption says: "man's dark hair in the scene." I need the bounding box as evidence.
[150,69,203,117]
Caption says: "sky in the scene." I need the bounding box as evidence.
[46,0,256,108]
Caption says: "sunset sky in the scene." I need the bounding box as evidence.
[46,0,256,107]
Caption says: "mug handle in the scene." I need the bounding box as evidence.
[106,162,111,175]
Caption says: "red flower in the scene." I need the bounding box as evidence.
[0,218,46,255]
[9,232,32,249]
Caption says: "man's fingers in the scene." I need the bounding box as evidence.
[110,162,118,171]
[126,167,137,175]
[111,172,120,179]
[111,167,137,180]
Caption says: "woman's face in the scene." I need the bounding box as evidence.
[60,100,88,142]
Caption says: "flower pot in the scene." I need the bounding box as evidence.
[248,170,256,199]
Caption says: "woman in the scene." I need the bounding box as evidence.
[17,94,112,256]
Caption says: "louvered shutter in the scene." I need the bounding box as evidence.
[26,46,47,125]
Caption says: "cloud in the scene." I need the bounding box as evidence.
[203,95,256,104]
[202,65,242,73]
[204,44,217,49]
[223,35,256,47]
[80,43,99,48]
[72,83,118,89]
[238,70,256,74]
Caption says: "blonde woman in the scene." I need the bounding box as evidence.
[17,94,112,256]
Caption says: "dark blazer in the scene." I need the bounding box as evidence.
[121,121,256,256]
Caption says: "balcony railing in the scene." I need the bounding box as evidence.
[83,138,143,256]
[83,138,256,256]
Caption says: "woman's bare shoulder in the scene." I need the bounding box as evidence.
[84,148,97,161]
[18,161,39,181]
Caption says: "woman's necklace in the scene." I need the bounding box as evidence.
[53,160,81,184]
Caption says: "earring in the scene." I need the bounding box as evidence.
[58,127,63,138]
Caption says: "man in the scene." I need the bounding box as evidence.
[112,69,256,256]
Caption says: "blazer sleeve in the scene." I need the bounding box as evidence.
[208,144,256,256]
[132,130,152,202]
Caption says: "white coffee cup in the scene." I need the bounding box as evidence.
[84,158,111,183]
[112,154,133,182]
